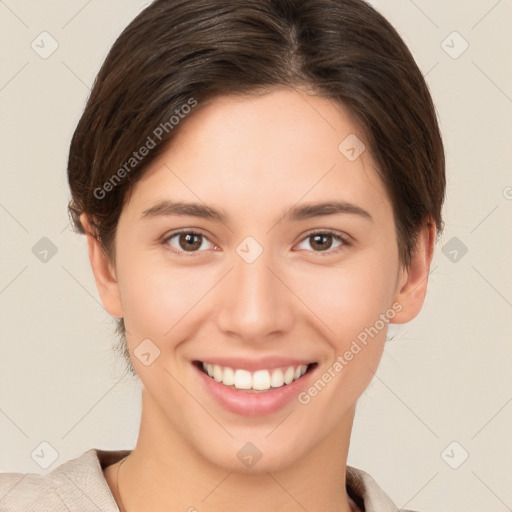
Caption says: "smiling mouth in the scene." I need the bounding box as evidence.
[193,360,318,393]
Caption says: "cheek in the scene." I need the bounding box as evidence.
[117,252,215,347]
[294,251,398,343]
[294,257,398,419]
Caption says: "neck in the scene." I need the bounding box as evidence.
[114,389,358,512]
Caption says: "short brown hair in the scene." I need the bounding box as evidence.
[67,0,445,376]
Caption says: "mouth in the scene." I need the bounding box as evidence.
[193,360,318,394]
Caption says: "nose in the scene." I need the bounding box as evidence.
[215,245,295,343]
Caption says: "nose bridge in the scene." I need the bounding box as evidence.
[216,242,293,340]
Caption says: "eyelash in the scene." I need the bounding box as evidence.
[162,229,351,257]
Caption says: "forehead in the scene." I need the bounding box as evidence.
[123,88,392,224]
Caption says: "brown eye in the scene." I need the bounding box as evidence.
[296,230,349,255]
[178,233,202,251]
[164,230,215,255]
[310,233,335,251]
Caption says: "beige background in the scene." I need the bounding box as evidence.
[1,1,511,510]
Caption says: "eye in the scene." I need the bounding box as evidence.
[295,230,350,255]
[163,229,217,256]
[162,228,350,257]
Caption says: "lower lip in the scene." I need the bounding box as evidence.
[193,363,317,417]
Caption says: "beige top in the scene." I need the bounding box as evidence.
[0,448,411,511]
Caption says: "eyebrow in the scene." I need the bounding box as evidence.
[141,199,373,224]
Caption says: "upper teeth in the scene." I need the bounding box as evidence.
[202,363,309,391]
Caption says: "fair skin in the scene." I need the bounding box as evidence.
[83,87,434,512]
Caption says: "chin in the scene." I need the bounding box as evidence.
[196,435,308,475]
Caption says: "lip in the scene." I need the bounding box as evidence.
[193,360,318,417]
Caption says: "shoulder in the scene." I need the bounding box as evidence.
[0,448,130,512]
[346,465,420,512]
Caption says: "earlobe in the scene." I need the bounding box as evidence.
[80,213,124,319]
[390,221,436,324]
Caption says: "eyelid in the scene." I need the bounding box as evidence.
[301,228,353,245]
[162,228,352,256]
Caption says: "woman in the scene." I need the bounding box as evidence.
[0,0,444,510]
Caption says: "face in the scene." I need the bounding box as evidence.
[85,87,432,473]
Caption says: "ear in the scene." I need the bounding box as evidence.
[390,220,436,324]
[80,213,124,319]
